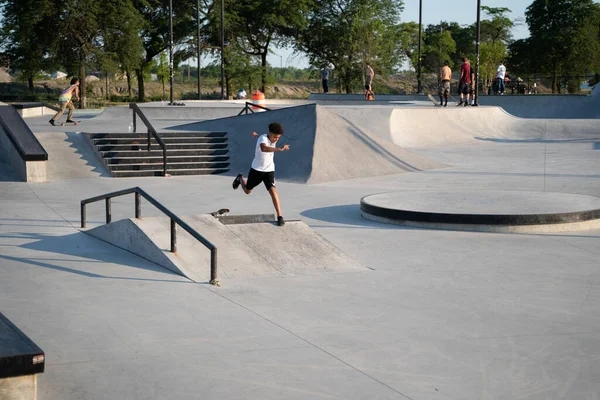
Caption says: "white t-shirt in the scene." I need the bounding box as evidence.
[251,134,276,172]
[497,65,506,79]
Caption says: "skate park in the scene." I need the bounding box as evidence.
[1,91,600,399]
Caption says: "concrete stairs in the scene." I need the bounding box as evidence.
[88,132,230,177]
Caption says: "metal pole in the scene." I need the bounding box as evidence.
[220,0,225,100]
[474,0,481,106]
[417,0,422,94]
[105,198,111,224]
[132,109,136,133]
[135,192,141,219]
[170,219,177,253]
[210,248,218,284]
[81,203,86,228]
[169,0,174,105]
[197,0,201,100]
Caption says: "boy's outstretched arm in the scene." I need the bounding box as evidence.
[251,131,259,138]
[260,144,290,153]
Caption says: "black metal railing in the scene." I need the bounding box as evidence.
[129,103,168,176]
[237,101,271,115]
[80,187,219,285]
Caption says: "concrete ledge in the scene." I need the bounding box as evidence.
[12,102,59,118]
[0,312,45,400]
[360,190,600,233]
[215,213,275,225]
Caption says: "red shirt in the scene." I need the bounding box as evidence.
[460,63,472,84]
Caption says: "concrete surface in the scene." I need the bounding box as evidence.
[86,214,365,282]
[1,98,600,400]
[0,375,37,400]
[171,104,444,183]
[362,190,600,215]
[0,122,47,182]
[361,190,600,233]
[310,93,599,119]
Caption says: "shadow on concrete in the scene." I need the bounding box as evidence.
[3,230,200,283]
[0,163,21,182]
[475,137,600,144]
[301,204,408,229]
[339,116,422,172]
[64,131,111,177]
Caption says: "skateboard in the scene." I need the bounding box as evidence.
[427,93,441,107]
[60,120,81,126]
[210,208,230,217]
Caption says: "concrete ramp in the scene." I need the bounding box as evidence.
[388,107,600,148]
[169,104,444,183]
[85,214,365,282]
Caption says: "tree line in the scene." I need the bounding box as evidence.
[1,0,598,107]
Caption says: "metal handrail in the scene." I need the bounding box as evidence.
[80,187,219,285]
[237,101,272,115]
[129,103,168,176]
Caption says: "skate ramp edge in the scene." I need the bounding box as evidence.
[84,214,366,282]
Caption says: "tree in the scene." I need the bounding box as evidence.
[480,6,514,45]
[134,0,202,101]
[156,51,169,98]
[523,0,600,92]
[0,0,57,93]
[298,0,404,93]
[421,26,456,73]
[225,0,313,93]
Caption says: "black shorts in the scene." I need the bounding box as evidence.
[459,82,472,95]
[246,168,276,191]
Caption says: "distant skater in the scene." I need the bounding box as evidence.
[439,60,451,107]
[364,85,375,100]
[457,57,471,107]
[497,62,506,95]
[232,122,290,226]
[49,78,80,126]
[321,67,330,94]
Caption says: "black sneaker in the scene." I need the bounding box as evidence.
[443,103,447,107]
[232,173,242,189]
[457,101,463,106]
[277,216,285,226]
[49,119,55,126]
[463,102,469,107]
[66,119,75,123]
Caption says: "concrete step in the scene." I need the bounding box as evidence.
[90,131,226,139]
[93,137,227,145]
[108,161,230,171]
[100,149,229,158]
[105,155,230,164]
[96,143,228,151]
[111,168,230,177]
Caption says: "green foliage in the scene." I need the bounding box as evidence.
[508,0,600,92]
[422,28,456,73]
[297,0,404,92]
[0,0,58,91]
[480,6,514,45]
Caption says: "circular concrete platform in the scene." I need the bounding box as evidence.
[360,190,600,233]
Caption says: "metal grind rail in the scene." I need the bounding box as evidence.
[80,187,219,285]
[129,103,168,176]
[238,102,272,115]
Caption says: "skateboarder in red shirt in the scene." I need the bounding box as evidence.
[457,57,472,107]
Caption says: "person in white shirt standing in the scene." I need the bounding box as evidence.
[232,122,290,226]
[497,62,507,95]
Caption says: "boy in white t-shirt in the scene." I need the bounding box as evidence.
[232,122,290,226]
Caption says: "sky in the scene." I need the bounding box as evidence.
[267,0,532,69]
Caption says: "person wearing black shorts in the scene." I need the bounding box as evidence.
[232,122,290,226]
[457,57,472,107]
